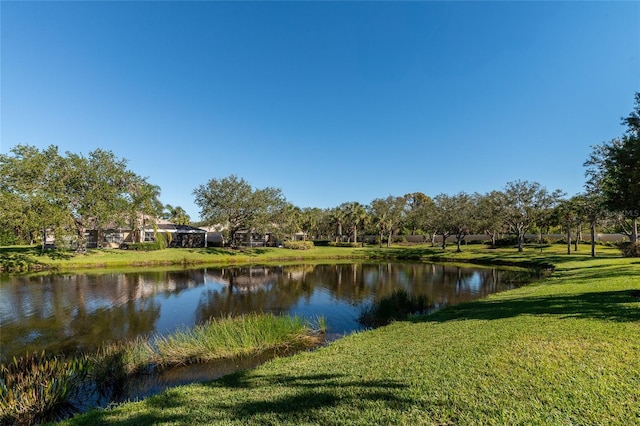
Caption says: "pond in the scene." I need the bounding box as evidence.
[0,262,529,363]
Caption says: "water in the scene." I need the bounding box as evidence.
[0,262,526,362]
[0,262,533,414]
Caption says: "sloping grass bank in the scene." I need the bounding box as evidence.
[0,246,371,273]
[59,250,640,425]
[0,243,623,273]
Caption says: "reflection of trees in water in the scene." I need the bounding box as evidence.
[193,263,517,324]
[1,263,524,361]
[195,266,314,323]
[0,270,208,361]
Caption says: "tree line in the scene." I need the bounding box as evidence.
[2,93,638,254]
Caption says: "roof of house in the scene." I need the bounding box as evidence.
[154,222,206,233]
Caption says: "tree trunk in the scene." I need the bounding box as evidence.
[75,219,87,253]
[590,221,597,258]
[486,230,496,248]
[633,217,638,243]
[353,225,357,246]
[456,236,462,252]
[517,229,524,252]
[574,223,581,252]
[387,231,391,248]
[441,233,447,249]
[566,219,571,255]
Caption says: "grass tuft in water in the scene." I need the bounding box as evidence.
[154,313,324,366]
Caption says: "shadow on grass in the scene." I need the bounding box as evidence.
[186,248,271,256]
[551,263,640,284]
[40,249,74,260]
[361,246,629,272]
[0,251,47,272]
[65,372,410,425]
[418,289,640,324]
[187,247,239,256]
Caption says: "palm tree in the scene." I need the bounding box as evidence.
[344,202,368,245]
[163,204,191,225]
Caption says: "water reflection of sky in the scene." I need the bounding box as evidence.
[154,290,200,335]
[288,287,362,336]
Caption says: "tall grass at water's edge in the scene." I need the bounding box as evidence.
[0,352,89,426]
[154,314,325,366]
[0,314,325,426]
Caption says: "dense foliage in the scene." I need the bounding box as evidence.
[585,92,640,244]
[193,175,288,246]
[0,145,162,250]
[0,352,89,426]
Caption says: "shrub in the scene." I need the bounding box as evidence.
[122,231,171,251]
[0,352,89,426]
[124,241,164,251]
[312,240,331,247]
[617,242,640,257]
[359,289,432,328]
[328,242,359,248]
[491,236,520,247]
[283,241,315,250]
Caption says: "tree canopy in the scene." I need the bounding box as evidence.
[0,145,161,249]
[585,92,640,242]
[193,175,287,246]
[502,180,562,252]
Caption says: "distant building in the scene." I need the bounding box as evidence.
[86,218,207,248]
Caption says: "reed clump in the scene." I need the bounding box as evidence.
[0,314,325,425]
[0,352,88,426]
[154,313,325,366]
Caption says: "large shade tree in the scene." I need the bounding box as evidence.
[502,180,560,252]
[475,191,507,248]
[300,207,324,241]
[403,192,435,240]
[193,175,287,246]
[0,145,70,246]
[369,196,406,248]
[433,192,475,251]
[585,92,640,243]
[0,145,160,250]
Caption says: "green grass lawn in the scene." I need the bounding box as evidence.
[0,245,373,273]
[54,245,640,425]
[0,241,625,273]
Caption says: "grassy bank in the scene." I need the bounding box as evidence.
[0,245,372,273]
[56,248,639,425]
[0,242,624,273]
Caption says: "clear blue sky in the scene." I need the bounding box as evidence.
[2,1,638,221]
